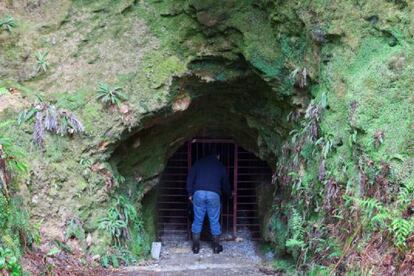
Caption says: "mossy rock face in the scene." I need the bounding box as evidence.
[1,0,414,272]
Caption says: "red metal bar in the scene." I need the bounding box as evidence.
[158,138,269,241]
[233,144,238,238]
[191,138,234,144]
[187,141,192,240]
[226,143,230,234]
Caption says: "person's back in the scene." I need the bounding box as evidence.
[186,154,231,197]
[186,152,231,254]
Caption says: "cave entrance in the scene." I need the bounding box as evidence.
[157,138,272,241]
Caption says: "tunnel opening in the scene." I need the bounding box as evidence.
[157,138,272,242]
[109,56,309,254]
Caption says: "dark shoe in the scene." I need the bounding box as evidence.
[192,233,200,254]
[212,235,223,254]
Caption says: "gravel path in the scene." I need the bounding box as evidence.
[114,230,275,275]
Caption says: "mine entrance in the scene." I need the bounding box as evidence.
[157,138,272,241]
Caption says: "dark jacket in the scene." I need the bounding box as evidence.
[186,155,231,197]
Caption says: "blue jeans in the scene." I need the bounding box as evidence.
[192,190,221,236]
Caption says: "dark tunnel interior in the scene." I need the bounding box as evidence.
[157,138,273,241]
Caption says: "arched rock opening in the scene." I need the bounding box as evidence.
[108,56,309,244]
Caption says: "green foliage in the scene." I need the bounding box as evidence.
[0,16,16,32]
[100,246,136,268]
[0,87,8,95]
[354,196,414,249]
[98,196,142,242]
[0,195,39,275]
[0,247,21,275]
[98,207,128,246]
[9,197,41,247]
[315,133,335,159]
[35,51,49,73]
[96,82,128,106]
[272,258,295,273]
[355,197,383,219]
[307,264,330,276]
[300,142,314,160]
[398,180,414,205]
[0,121,28,174]
[285,208,305,257]
[98,195,145,267]
[129,223,146,257]
[47,247,61,257]
[65,218,86,241]
[270,214,288,252]
[389,218,414,249]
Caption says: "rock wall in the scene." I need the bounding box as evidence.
[1,0,413,272]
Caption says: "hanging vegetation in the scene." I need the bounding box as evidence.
[18,103,85,148]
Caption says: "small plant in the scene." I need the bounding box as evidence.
[389,218,414,249]
[0,122,28,197]
[398,181,414,205]
[98,207,128,246]
[290,67,308,88]
[315,133,335,159]
[0,122,28,174]
[65,218,86,241]
[100,247,137,268]
[97,82,128,106]
[18,102,85,147]
[0,247,21,275]
[98,196,140,246]
[0,16,16,32]
[373,130,384,148]
[285,208,305,258]
[354,196,414,249]
[0,87,8,95]
[79,158,93,168]
[35,51,49,73]
[98,195,145,266]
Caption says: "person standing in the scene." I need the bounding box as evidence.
[186,148,231,254]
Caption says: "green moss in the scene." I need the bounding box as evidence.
[140,189,158,252]
[53,90,90,111]
[142,53,187,89]
[1,0,414,272]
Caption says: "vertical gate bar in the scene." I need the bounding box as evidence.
[220,143,224,230]
[233,143,238,238]
[226,143,230,234]
[187,141,192,240]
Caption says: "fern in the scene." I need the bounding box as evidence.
[355,196,414,249]
[17,103,84,147]
[371,208,391,228]
[98,196,142,246]
[355,197,383,218]
[286,238,305,248]
[98,207,127,246]
[288,209,304,243]
[285,208,305,261]
[97,82,128,106]
[116,195,138,227]
[389,218,414,249]
[315,133,335,159]
[0,121,28,175]
[398,181,414,205]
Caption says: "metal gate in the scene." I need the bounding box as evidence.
[157,138,271,241]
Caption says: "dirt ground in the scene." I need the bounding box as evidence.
[114,231,277,276]
[22,229,279,275]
